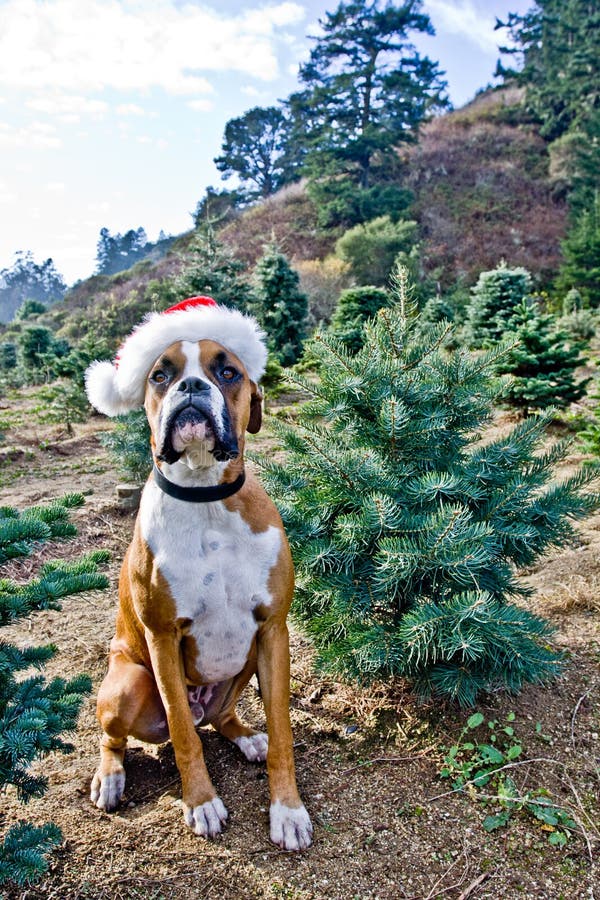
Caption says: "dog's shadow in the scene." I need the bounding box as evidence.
[120,728,257,811]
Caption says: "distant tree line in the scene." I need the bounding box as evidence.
[0,252,66,324]
[0,225,176,325]
[95,227,175,276]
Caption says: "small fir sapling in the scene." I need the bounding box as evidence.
[255,266,600,705]
[495,298,588,413]
[250,245,308,367]
[0,496,109,888]
[465,262,532,348]
[99,409,152,483]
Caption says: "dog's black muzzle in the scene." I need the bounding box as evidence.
[156,377,240,464]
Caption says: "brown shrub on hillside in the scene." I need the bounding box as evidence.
[407,105,567,287]
[220,183,334,268]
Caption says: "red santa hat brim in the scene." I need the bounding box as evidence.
[85,298,267,417]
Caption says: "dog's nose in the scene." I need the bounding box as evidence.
[178,377,211,394]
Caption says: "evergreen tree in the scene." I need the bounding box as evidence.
[100,410,152,482]
[465,263,532,348]
[287,0,447,225]
[214,106,296,201]
[495,298,588,412]
[0,252,67,324]
[250,246,308,367]
[419,292,455,326]
[255,269,599,705]
[176,226,254,313]
[557,287,597,343]
[555,198,600,308]
[16,326,55,378]
[0,496,109,888]
[329,285,390,352]
[14,299,47,321]
[192,186,244,229]
[497,0,600,142]
[95,226,151,276]
[37,380,90,435]
[0,342,17,372]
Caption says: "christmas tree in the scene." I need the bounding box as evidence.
[495,298,588,412]
[329,285,390,353]
[556,197,600,308]
[465,263,532,348]
[100,410,152,482]
[251,245,308,367]
[0,496,109,888]
[176,225,253,313]
[256,269,599,706]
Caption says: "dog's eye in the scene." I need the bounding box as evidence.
[151,370,168,384]
[221,367,238,382]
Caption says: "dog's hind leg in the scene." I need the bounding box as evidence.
[211,655,269,763]
[91,648,167,811]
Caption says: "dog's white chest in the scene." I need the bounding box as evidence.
[140,482,281,683]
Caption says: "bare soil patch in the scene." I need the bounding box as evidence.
[1,399,598,900]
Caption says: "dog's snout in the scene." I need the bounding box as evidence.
[178,376,211,395]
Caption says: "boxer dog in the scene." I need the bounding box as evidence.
[85,296,312,851]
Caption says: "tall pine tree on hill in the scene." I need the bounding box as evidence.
[176,226,253,313]
[287,0,448,224]
[0,496,108,889]
[497,0,600,142]
[256,269,599,705]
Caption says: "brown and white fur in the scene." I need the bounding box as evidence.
[90,338,313,851]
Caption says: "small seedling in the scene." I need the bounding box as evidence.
[439,713,577,846]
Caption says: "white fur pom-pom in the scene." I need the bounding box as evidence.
[85,360,137,417]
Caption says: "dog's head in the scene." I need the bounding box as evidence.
[145,338,262,468]
[84,298,268,471]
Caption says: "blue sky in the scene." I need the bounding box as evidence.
[0,0,531,286]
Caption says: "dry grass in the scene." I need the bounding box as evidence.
[538,575,600,614]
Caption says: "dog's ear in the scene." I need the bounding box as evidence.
[247,385,263,434]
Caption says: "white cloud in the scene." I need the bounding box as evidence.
[46,181,66,192]
[0,0,306,93]
[187,98,215,113]
[426,0,500,54]
[116,103,146,116]
[26,94,109,121]
[87,201,111,214]
[0,121,61,149]
[0,181,17,204]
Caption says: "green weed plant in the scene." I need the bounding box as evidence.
[439,712,577,847]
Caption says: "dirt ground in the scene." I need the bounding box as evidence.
[1,395,598,900]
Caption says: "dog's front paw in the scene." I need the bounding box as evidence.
[183,796,228,838]
[234,731,268,762]
[270,800,313,851]
[90,768,125,812]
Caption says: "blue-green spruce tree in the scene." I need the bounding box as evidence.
[495,298,588,412]
[256,271,599,705]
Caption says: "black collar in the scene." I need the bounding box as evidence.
[152,464,246,503]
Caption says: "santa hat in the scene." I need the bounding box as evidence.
[85,296,267,417]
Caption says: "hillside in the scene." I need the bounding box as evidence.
[405,88,567,288]
[6,87,568,345]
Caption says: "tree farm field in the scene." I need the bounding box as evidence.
[1,387,599,900]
